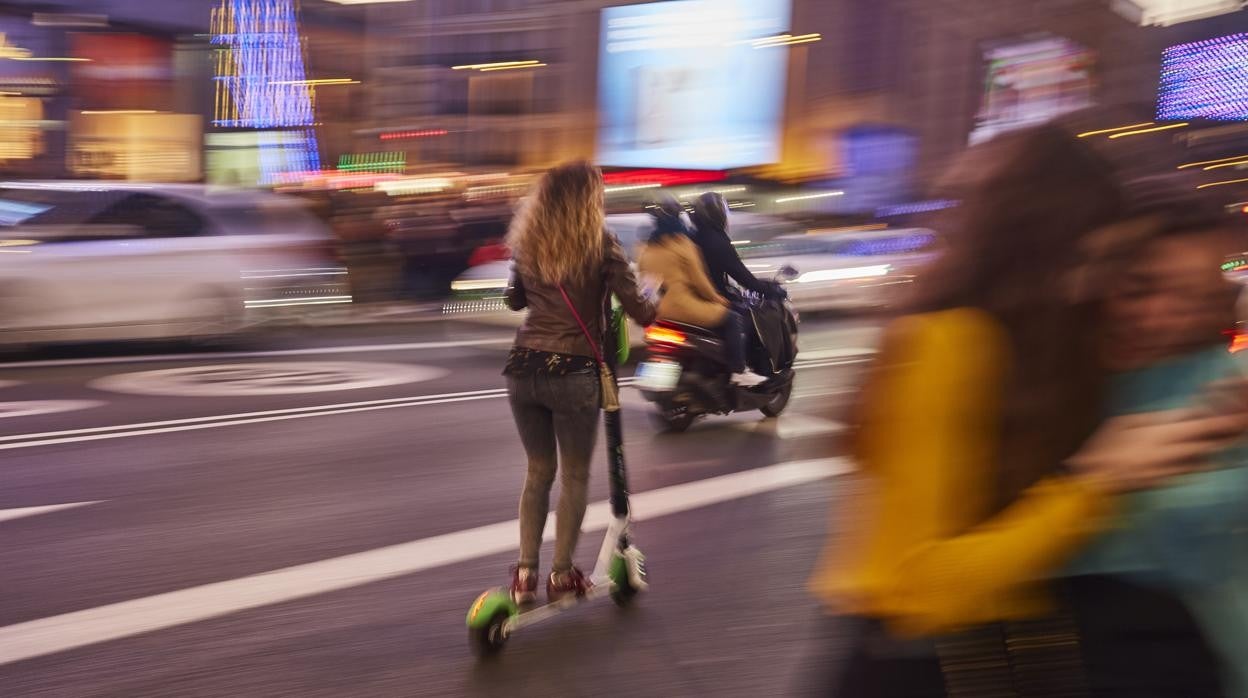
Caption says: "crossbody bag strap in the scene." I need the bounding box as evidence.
[558,283,620,412]
[557,284,603,363]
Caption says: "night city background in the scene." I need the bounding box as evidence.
[0,0,1247,696]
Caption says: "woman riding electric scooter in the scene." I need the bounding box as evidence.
[501,161,655,605]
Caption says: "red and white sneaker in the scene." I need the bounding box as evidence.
[547,566,592,603]
[510,566,537,605]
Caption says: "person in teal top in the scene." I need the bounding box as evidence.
[1071,185,1248,695]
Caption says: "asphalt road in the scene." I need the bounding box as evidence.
[0,315,883,697]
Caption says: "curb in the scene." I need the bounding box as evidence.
[249,304,446,328]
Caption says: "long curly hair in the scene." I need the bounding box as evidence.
[506,160,605,286]
[853,121,1132,511]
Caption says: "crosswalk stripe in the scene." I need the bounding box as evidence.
[0,501,102,524]
[0,458,849,666]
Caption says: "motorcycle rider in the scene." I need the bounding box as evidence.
[638,194,747,375]
[690,192,785,301]
[690,192,787,380]
[644,193,692,241]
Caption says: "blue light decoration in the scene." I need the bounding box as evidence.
[875,199,958,218]
[211,0,321,182]
[830,232,937,257]
[1158,33,1248,121]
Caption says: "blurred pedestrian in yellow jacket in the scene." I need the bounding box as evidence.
[804,122,1248,697]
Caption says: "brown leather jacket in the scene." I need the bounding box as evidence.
[505,232,656,359]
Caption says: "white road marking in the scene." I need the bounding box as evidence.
[795,348,877,361]
[741,414,846,439]
[0,356,861,450]
[0,388,507,444]
[0,341,869,374]
[0,458,849,667]
[619,387,653,410]
[91,362,448,397]
[0,338,514,370]
[0,380,20,389]
[0,500,102,524]
[0,400,105,420]
[0,393,508,452]
[794,357,874,369]
[0,379,634,449]
[794,387,856,400]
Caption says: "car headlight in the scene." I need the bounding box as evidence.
[451,278,509,292]
[795,265,891,283]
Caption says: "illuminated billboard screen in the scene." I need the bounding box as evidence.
[598,0,791,170]
[1158,33,1248,121]
[968,35,1094,145]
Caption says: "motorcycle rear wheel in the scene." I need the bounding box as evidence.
[759,379,793,418]
[651,406,696,433]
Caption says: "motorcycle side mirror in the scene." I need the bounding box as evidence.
[778,265,799,281]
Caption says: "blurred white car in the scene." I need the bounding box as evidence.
[0,182,343,346]
[739,228,940,313]
[444,212,802,317]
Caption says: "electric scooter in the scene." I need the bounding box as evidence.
[466,323,647,657]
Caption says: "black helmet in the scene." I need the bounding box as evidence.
[691,192,729,233]
[647,193,684,223]
[646,192,688,240]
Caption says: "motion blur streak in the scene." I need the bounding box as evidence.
[1,0,1247,694]
[0,500,100,524]
[1076,121,1156,137]
[0,458,848,668]
[0,356,871,449]
[0,339,515,369]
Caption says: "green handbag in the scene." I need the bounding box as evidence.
[611,296,629,366]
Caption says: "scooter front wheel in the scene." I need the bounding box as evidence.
[609,546,648,607]
[467,588,517,658]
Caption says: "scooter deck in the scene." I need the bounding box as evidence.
[504,576,618,633]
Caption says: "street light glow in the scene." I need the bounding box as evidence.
[1076,122,1155,137]
[1107,122,1189,138]
[1180,154,1248,169]
[775,191,844,203]
[270,78,359,86]
[479,63,547,72]
[751,33,822,48]
[452,60,542,71]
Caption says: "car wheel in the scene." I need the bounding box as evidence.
[0,283,35,358]
[184,291,245,347]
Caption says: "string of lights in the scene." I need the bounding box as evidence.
[211,0,322,181]
[1158,33,1248,121]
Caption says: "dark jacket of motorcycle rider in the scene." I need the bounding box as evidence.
[690,192,780,299]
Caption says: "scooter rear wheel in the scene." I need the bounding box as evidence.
[651,407,695,433]
[759,378,793,418]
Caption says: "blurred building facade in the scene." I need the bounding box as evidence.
[361,0,597,169]
[359,0,1246,195]
[0,0,363,183]
[852,0,1248,182]
[0,1,224,179]
[0,0,1240,193]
